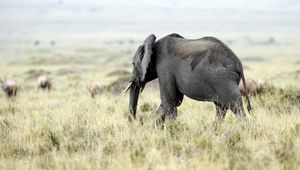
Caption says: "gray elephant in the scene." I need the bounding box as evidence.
[124,33,251,124]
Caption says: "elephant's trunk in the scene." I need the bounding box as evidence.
[129,84,140,121]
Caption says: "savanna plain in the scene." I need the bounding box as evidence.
[0,35,300,170]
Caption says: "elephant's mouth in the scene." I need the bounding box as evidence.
[123,81,133,93]
[123,80,145,93]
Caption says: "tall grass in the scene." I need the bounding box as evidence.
[0,79,299,169]
[0,46,299,169]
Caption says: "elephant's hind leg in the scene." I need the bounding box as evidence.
[214,102,228,122]
[230,95,246,118]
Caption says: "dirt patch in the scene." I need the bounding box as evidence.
[106,70,130,77]
[24,69,51,80]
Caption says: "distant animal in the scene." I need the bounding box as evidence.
[239,79,257,97]
[34,40,40,46]
[123,33,251,124]
[50,41,55,46]
[258,78,270,88]
[1,79,17,98]
[257,78,271,95]
[37,75,52,90]
[88,82,101,98]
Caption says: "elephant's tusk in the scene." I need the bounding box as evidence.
[140,85,145,93]
[123,82,133,93]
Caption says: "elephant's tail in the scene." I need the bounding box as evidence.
[241,71,252,113]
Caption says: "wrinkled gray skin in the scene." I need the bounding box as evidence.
[127,33,251,124]
[1,79,17,98]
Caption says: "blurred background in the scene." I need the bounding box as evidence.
[1,0,299,44]
[1,2,300,169]
[0,0,299,86]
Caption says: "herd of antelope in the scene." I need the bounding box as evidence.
[1,75,269,99]
[0,75,102,99]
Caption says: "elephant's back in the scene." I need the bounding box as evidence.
[173,36,240,71]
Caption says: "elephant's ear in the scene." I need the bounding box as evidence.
[141,34,156,82]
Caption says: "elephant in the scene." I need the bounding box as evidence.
[239,79,257,97]
[123,33,251,124]
[37,75,52,91]
[88,82,101,98]
[1,79,17,98]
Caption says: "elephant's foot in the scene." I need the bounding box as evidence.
[155,104,177,128]
[155,113,177,128]
[155,116,165,128]
[128,114,136,123]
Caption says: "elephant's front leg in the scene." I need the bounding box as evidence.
[156,78,178,125]
[156,103,177,125]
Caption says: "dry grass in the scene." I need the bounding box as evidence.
[0,45,299,170]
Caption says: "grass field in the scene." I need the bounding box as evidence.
[0,41,300,170]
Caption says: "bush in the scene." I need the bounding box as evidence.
[104,75,131,94]
[257,85,300,113]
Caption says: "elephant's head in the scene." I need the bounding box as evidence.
[123,34,156,120]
